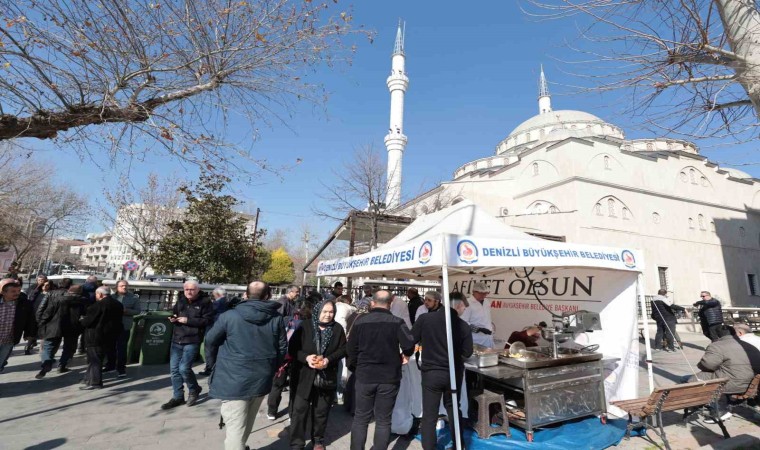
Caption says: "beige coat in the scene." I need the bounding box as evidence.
[694,334,760,394]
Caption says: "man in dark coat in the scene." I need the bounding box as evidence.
[35,279,76,379]
[23,274,47,354]
[0,279,36,372]
[78,275,98,354]
[347,290,415,450]
[80,286,124,389]
[206,281,287,450]
[412,294,473,450]
[406,288,423,326]
[56,286,87,372]
[694,291,725,341]
[651,289,685,351]
[161,280,214,410]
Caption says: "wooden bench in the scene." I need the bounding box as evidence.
[727,373,760,412]
[611,378,730,450]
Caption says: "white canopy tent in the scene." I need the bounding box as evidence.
[317,201,652,448]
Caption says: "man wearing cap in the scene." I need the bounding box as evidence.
[461,282,494,348]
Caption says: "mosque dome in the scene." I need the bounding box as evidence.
[494,68,625,155]
[725,168,753,179]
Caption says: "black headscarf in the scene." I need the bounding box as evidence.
[312,300,336,355]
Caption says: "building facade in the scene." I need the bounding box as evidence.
[391,70,760,307]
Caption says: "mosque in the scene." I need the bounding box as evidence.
[381,24,760,307]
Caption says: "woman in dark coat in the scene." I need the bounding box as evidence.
[288,299,347,450]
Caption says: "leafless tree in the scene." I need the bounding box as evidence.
[0,147,88,267]
[315,144,390,250]
[100,172,184,275]
[0,0,369,174]
[526,1,760,140]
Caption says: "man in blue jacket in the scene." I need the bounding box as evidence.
[206,281,287,450]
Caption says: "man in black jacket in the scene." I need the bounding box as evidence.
[406,288,423,326]
[412,294,473,450]
[162,280,214,410]
[694,291,725,341]
[23,274,46,354]
[0,279,36,372]
[348,290,415,450]
[80,286,124,389]
[35,279,76,379]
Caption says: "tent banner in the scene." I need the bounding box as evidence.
[445,236,644,272]
[451,269,641,405]
[316,238,440,277]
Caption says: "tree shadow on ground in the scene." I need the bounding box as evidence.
[23,438,67,450]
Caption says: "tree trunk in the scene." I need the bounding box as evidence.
[714,0,760,116]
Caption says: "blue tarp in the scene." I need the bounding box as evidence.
[422,418,645,450]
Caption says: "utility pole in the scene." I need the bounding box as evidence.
[247,208,261,282]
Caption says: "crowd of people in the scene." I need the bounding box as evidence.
[2,276,759,450]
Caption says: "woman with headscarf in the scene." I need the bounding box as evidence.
[288,299,347,450]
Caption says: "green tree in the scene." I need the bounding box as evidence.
[262,247,295,285]
[152,174,264,283]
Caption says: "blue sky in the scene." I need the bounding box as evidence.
[38,2,760,244]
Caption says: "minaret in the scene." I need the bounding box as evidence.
[384,20,409,209]
[538,65,552,115]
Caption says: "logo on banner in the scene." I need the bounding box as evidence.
[418,241,433,264]
[457,240,479,264]
[621,250,636,268]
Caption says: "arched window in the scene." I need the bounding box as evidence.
[533,202,543,214]
[679,172,687,182]
[701,177,708,187]
[689,169,697,184]
[646,142,654,151]
[526,132,531,142]
[698,214,705,230]
[739,227,746,238]
[652,212,661,224]
[607,198,616,217]
[622,207,630,220]
[604,156,610,170]
[549,206,559,214]
[532,162,539,176]
[419,205,429,215]
[594,203,602,216]
[688,218,694,229]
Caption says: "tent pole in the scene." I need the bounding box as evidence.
[637,273,654,392]
[317,277,321,292]
[441,257,463,450]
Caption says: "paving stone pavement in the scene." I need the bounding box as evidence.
[0,327,758,450]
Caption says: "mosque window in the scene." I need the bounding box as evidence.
[646,142,654,151]
[689,169,697,184]
[666,142,673,150]
[652,212,661,224]
[604,156,611,170]
[701,177,708,187]
[419,205,429,215]
[688,218,694,229]
[698,214,705,230]
[571,124,577,129]
[622,207,630,220]
[679,172,687,182]
[550,206,559,214]
[594,203,602,216]
[526,132,531,142]
[607,198,616,217]
[532,162,539,176]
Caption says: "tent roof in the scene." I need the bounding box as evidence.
[383,200,541,247]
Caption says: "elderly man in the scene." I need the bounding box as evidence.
[734,323,760,352]
[462,282,494,348]
[0,279,36,373]
[348,290,415,450]
[162,280,214,410]
[104,280,141,377]
[80,286,123,389]
[685,327,760,421]
[198,286,231,377]
[207,281,287,450]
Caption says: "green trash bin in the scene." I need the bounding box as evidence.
[139,312,175,365]
[126,314,147,364]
